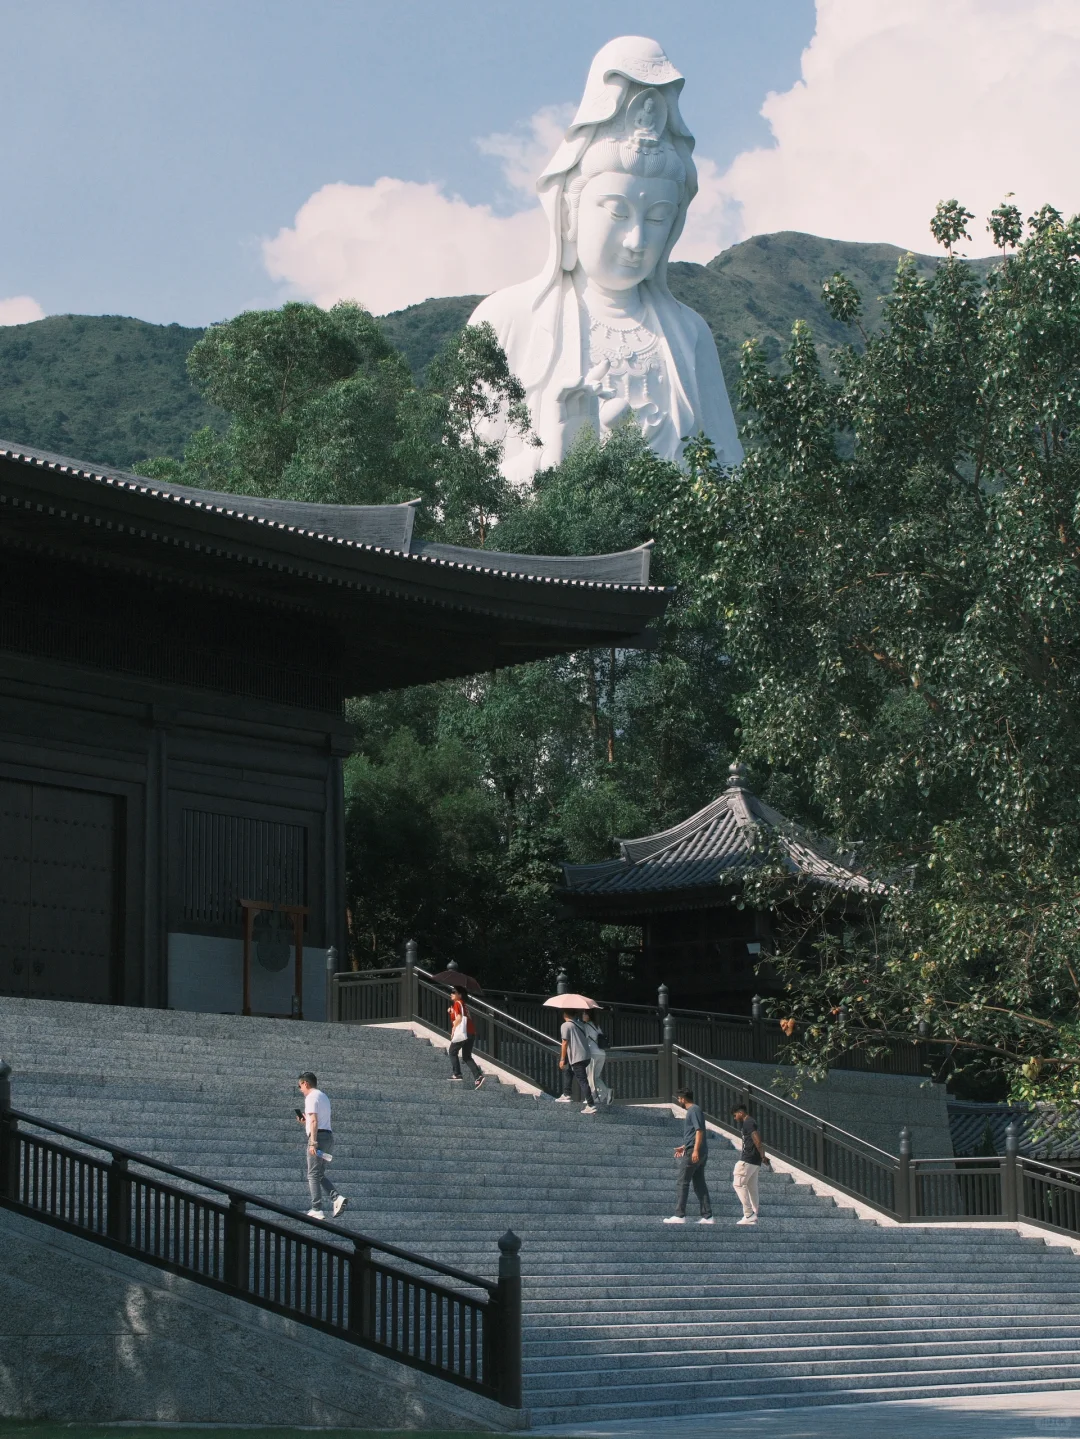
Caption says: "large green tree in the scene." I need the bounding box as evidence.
[655,203,1080,1105]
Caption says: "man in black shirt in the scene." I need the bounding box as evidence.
[663,1087,713,1225]
[731,1104,767,1225]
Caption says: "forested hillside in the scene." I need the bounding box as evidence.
[0,232,990,471]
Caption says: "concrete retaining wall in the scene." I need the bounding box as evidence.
[718,1063,953,1159]
[0,1208,523,1431]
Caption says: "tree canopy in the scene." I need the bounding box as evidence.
[654,202,1080,1105]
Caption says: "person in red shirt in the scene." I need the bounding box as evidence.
[447,986,485,1089]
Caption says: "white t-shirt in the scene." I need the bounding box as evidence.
[304,1087,331,1131]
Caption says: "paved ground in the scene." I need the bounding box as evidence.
[534,1389,1080,1438]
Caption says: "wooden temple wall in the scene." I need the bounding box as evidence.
[0,651,349,1016]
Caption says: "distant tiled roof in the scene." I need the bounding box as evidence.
[948,1101,1080,1161]
[561,762,878,900]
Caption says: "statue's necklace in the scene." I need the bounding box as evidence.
[587,310,661,374]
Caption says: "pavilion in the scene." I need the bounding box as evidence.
[559,761,877,1012]
[0,441,667,1017]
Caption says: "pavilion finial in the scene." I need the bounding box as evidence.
[727,760,750,790]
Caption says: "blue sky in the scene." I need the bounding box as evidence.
[2,2,1077,327]
[0,2,813,324]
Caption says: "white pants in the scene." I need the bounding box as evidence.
[588,1047,611,1105]
[733,1160,760,1218]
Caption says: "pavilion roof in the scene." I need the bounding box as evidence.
[561,762,878,911]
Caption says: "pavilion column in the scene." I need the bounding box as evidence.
[324,736,351,1002]
[142,708,170,1008]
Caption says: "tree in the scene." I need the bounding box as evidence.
[655,204,1080,1105]
[138,301,742,994]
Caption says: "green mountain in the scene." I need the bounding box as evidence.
[0,314,223,470]
[0,233,996,470]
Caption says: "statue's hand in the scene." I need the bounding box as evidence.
[600,396,633,429]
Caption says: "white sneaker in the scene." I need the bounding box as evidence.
[581,1104,598,1114]
[736,1215,758,1225]
[332,1195,348,1217]
[663,1215,686,1224]
[555,1094,572,1103]
[306,1208,326,1220]
[698,1217,715,1225]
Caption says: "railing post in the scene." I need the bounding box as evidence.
[0,1061,14,1201]
[496,1230,523,1410]
[224,1196,250,1291]
[751,994,764,1062]
[349,1241,376,1340]
[661,1014,677,1102]
[814,1119,826,1176]
[556,968,569,996]
[325,946,338,1023]
[106,1153,130,1244]
[897,1126,913,1222]
[1003,1120,1019,1222]
[404,940,419,1020]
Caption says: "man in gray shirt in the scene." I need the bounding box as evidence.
[556,1010,597,1113]
[664,1087,713,1224]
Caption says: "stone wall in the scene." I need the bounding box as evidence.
[718,1063,953,1159]
[0,1208,522,1431]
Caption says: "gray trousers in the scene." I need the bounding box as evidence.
[675,1155,712,1218]
[306,1128,339,1208]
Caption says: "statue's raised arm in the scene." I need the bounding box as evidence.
[470,34,743,484]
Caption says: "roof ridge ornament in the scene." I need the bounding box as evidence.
[726,760,750,791]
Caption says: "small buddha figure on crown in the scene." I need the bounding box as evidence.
[470,35,743,483]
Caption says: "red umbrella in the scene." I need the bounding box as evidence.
[430,967,484,995]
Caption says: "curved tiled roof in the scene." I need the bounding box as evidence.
[562,762,878,899]
[948,1101,1080,1162]
[0,442,655,590]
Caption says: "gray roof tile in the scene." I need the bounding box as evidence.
[562,762,877,898]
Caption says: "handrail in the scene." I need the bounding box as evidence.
[0,1064,522,1407]
[331,960,1080,1242]
[674,1048,897,1162]
[335,965,930,1076]
[8,1107,493,1290]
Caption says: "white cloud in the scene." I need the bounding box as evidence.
[710,0,1080,256]
[475,102,576,200]
[0,296,45,325]
[262,107,577,316]
[262,178,547,315]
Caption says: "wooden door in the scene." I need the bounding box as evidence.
[0,780,33,997]
[0,779,120,1004]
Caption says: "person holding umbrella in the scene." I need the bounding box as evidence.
[446,984,485,1089]
[557,1009,597,1114]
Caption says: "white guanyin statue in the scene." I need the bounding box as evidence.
[470,35,744,483]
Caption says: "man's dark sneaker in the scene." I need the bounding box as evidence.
[474,1075,486,1090]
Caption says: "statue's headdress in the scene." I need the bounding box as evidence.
[534,36,697,296]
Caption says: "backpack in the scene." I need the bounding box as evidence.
[591,1024,608,1051]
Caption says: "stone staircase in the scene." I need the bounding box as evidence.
[2,997,1080,1430]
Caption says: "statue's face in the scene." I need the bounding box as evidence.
[574,172,680,292]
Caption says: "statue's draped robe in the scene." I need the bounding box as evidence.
[468,34,744,483]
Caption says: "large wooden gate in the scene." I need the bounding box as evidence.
[0,779,120,1003]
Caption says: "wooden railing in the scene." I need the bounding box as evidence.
[331,960,1080,1243]
[0,1063,522,1409]
[334,961,931,1077]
